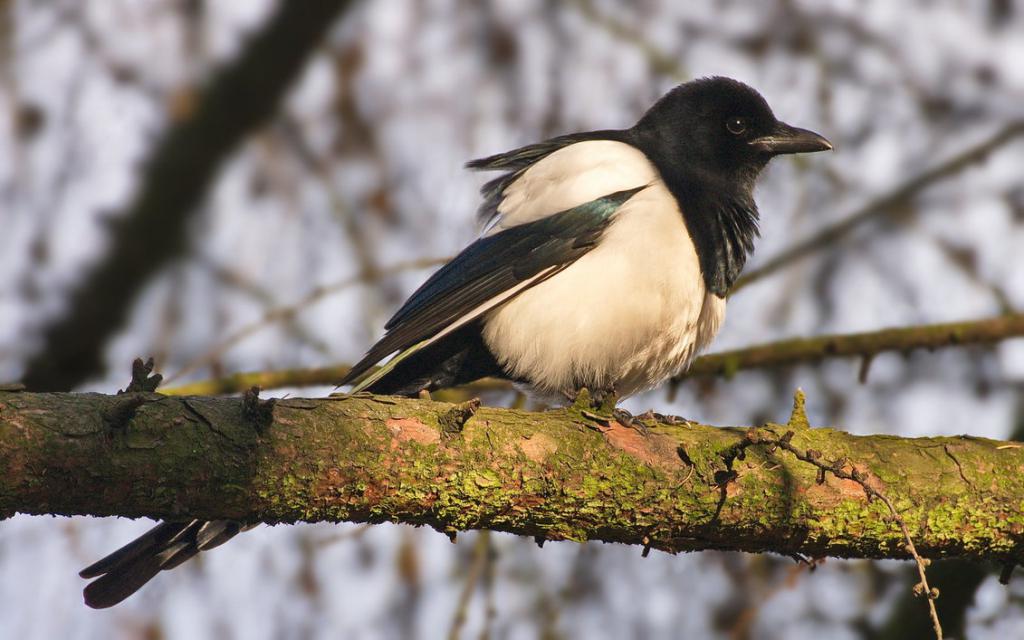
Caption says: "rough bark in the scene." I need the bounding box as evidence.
[2,388,1023,566]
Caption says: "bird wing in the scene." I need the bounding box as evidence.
[341,186,646,392]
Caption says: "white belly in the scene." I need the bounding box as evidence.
[482,182,726,397]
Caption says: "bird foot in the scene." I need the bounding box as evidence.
[612,408,655,435]
[657,413,692,426]
[614,408,693,434]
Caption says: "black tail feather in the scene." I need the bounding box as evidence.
[80,520,245,609]
[83,551,166,609]
[79,521,192,579]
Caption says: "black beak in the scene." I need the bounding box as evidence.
[750,122,832,155]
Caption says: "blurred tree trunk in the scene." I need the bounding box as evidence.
[2,388,1021,568]
[21,0,355,391]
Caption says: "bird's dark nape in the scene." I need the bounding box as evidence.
[80,520,245,609]
[359,321,509,396]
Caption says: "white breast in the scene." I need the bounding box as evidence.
[482,179,726,397]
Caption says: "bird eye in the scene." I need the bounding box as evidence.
[726,117,748,135]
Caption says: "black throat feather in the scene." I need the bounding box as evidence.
[656,173,760,297]
[624,126,762,298]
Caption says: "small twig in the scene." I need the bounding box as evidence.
[857,354,874,384]
[100,358,165,431]
[448,532,491,640]
[121,357,163,394]
[738,428,943,639]
[439,399,481,438]
[242,385,276,432]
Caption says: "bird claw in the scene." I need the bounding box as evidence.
[613,408,653,436]
[589,387,619,411]
[570,387,691,433]
[613,409,693,433]
[652,412,692,426]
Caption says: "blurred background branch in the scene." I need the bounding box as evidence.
[163,255,448,385]
[160,313,1024,396]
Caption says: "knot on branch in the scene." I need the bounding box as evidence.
[439,399,480,437]
[243,386,275,432]
[120,357,162,394]
[103,358,163,430]
[788,388,810,430]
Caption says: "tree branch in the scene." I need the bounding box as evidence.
[3,388,1023,569]
[21,0,355,391]
[158,313,1024,396]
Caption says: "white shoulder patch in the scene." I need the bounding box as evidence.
[487,140,658,235]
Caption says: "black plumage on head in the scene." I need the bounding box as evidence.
[627,76,782,296]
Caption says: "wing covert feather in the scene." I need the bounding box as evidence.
[341,187,644,388]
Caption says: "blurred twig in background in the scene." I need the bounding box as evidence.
[573,0,688,81]
[160,313,1024,396]
[735,121,1024,292]
[448,532,492,640]
[678,313,1024,382]
[164,256,448,385]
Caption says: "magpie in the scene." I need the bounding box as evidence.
[338,76,830,397]
[79,76,830,608]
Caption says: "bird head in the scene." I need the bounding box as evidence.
[632,76,831,190]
